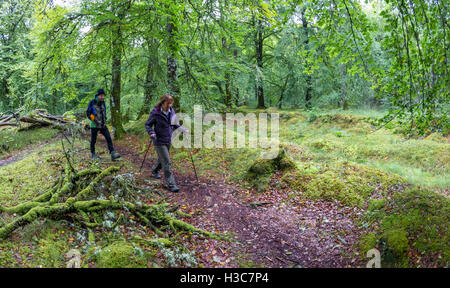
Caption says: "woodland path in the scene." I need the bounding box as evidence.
[114,139,366,268]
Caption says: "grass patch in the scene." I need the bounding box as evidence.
[0,142,61,206]
[0,127,59,158]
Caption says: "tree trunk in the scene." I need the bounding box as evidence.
[110,16,126,139]
[255,17,265,109]
[341,63,348,110]
[302,8,312,110]
[166,9,181,111]
[234,45,240,107]
[0,79,9,110]
[222,37,233,108]
[278,74,290,108]
[138,38,158,119]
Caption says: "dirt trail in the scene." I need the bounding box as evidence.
[114,141,366,268]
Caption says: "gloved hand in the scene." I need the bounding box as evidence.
[90,114,95,121]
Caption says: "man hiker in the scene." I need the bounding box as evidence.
[86,89,121,161]
[145,94,188,192]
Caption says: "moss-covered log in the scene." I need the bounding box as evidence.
[0,164,220,241]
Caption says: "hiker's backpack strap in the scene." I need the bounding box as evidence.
[86,100,96,120]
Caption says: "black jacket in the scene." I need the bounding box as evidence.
[145,107,181,145]
[86,96,107,128]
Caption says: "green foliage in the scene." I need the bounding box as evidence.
[0,0,34,111]
[125,115,149,135]
[0,0,446,138]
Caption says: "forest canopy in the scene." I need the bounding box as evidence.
[0,0,448,137]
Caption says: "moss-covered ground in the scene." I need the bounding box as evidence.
[165,107,449,267]
[1,108,448,267]
[0,130,210,268]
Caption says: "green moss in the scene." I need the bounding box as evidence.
[359,232,377,255]
[95,242,147,268]
[302,170,365,206]
[368,199,386,211]
[309,113,373,131]
[364,188,450,267]
[383,229,409,257]
[282,161,405,207]
[34,231,69,268]
[309,139,334,152]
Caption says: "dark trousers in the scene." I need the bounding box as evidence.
[90,127,114,154]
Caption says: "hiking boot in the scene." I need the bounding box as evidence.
[152,170,162,179]
[111,151,121,161]
[91,153,100,160]
[166,185,180,193]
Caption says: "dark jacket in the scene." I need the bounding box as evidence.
[86,96,107,128]
[145,107,180,145]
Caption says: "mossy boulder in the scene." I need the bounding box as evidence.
[95,242,147,268]
[281,161,405,207]
[365,188,450,267]
[303,170,365,206]
[245,146,296,191]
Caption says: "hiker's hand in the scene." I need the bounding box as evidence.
[90,114,95,121]
[150,133,156,139]
[180,127,189,135]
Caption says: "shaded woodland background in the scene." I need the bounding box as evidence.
[0,0,448,137]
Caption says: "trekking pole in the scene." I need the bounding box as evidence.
[188,146,199,185]
[139,140,153,172]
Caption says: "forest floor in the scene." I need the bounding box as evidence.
[113,135,366,268]
[0,108,448,268]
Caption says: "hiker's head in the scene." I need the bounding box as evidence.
[156,94,174,111]
[96,89,105,101]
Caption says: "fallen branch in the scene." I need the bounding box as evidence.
[0,162,220,241]
[0,122,18,127]
[38,112,68,124]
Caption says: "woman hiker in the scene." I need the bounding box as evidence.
[86,89,121,161]
[145,94,188,192]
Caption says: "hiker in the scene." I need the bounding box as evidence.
[145,94,188,192]
[86,89,121,161]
